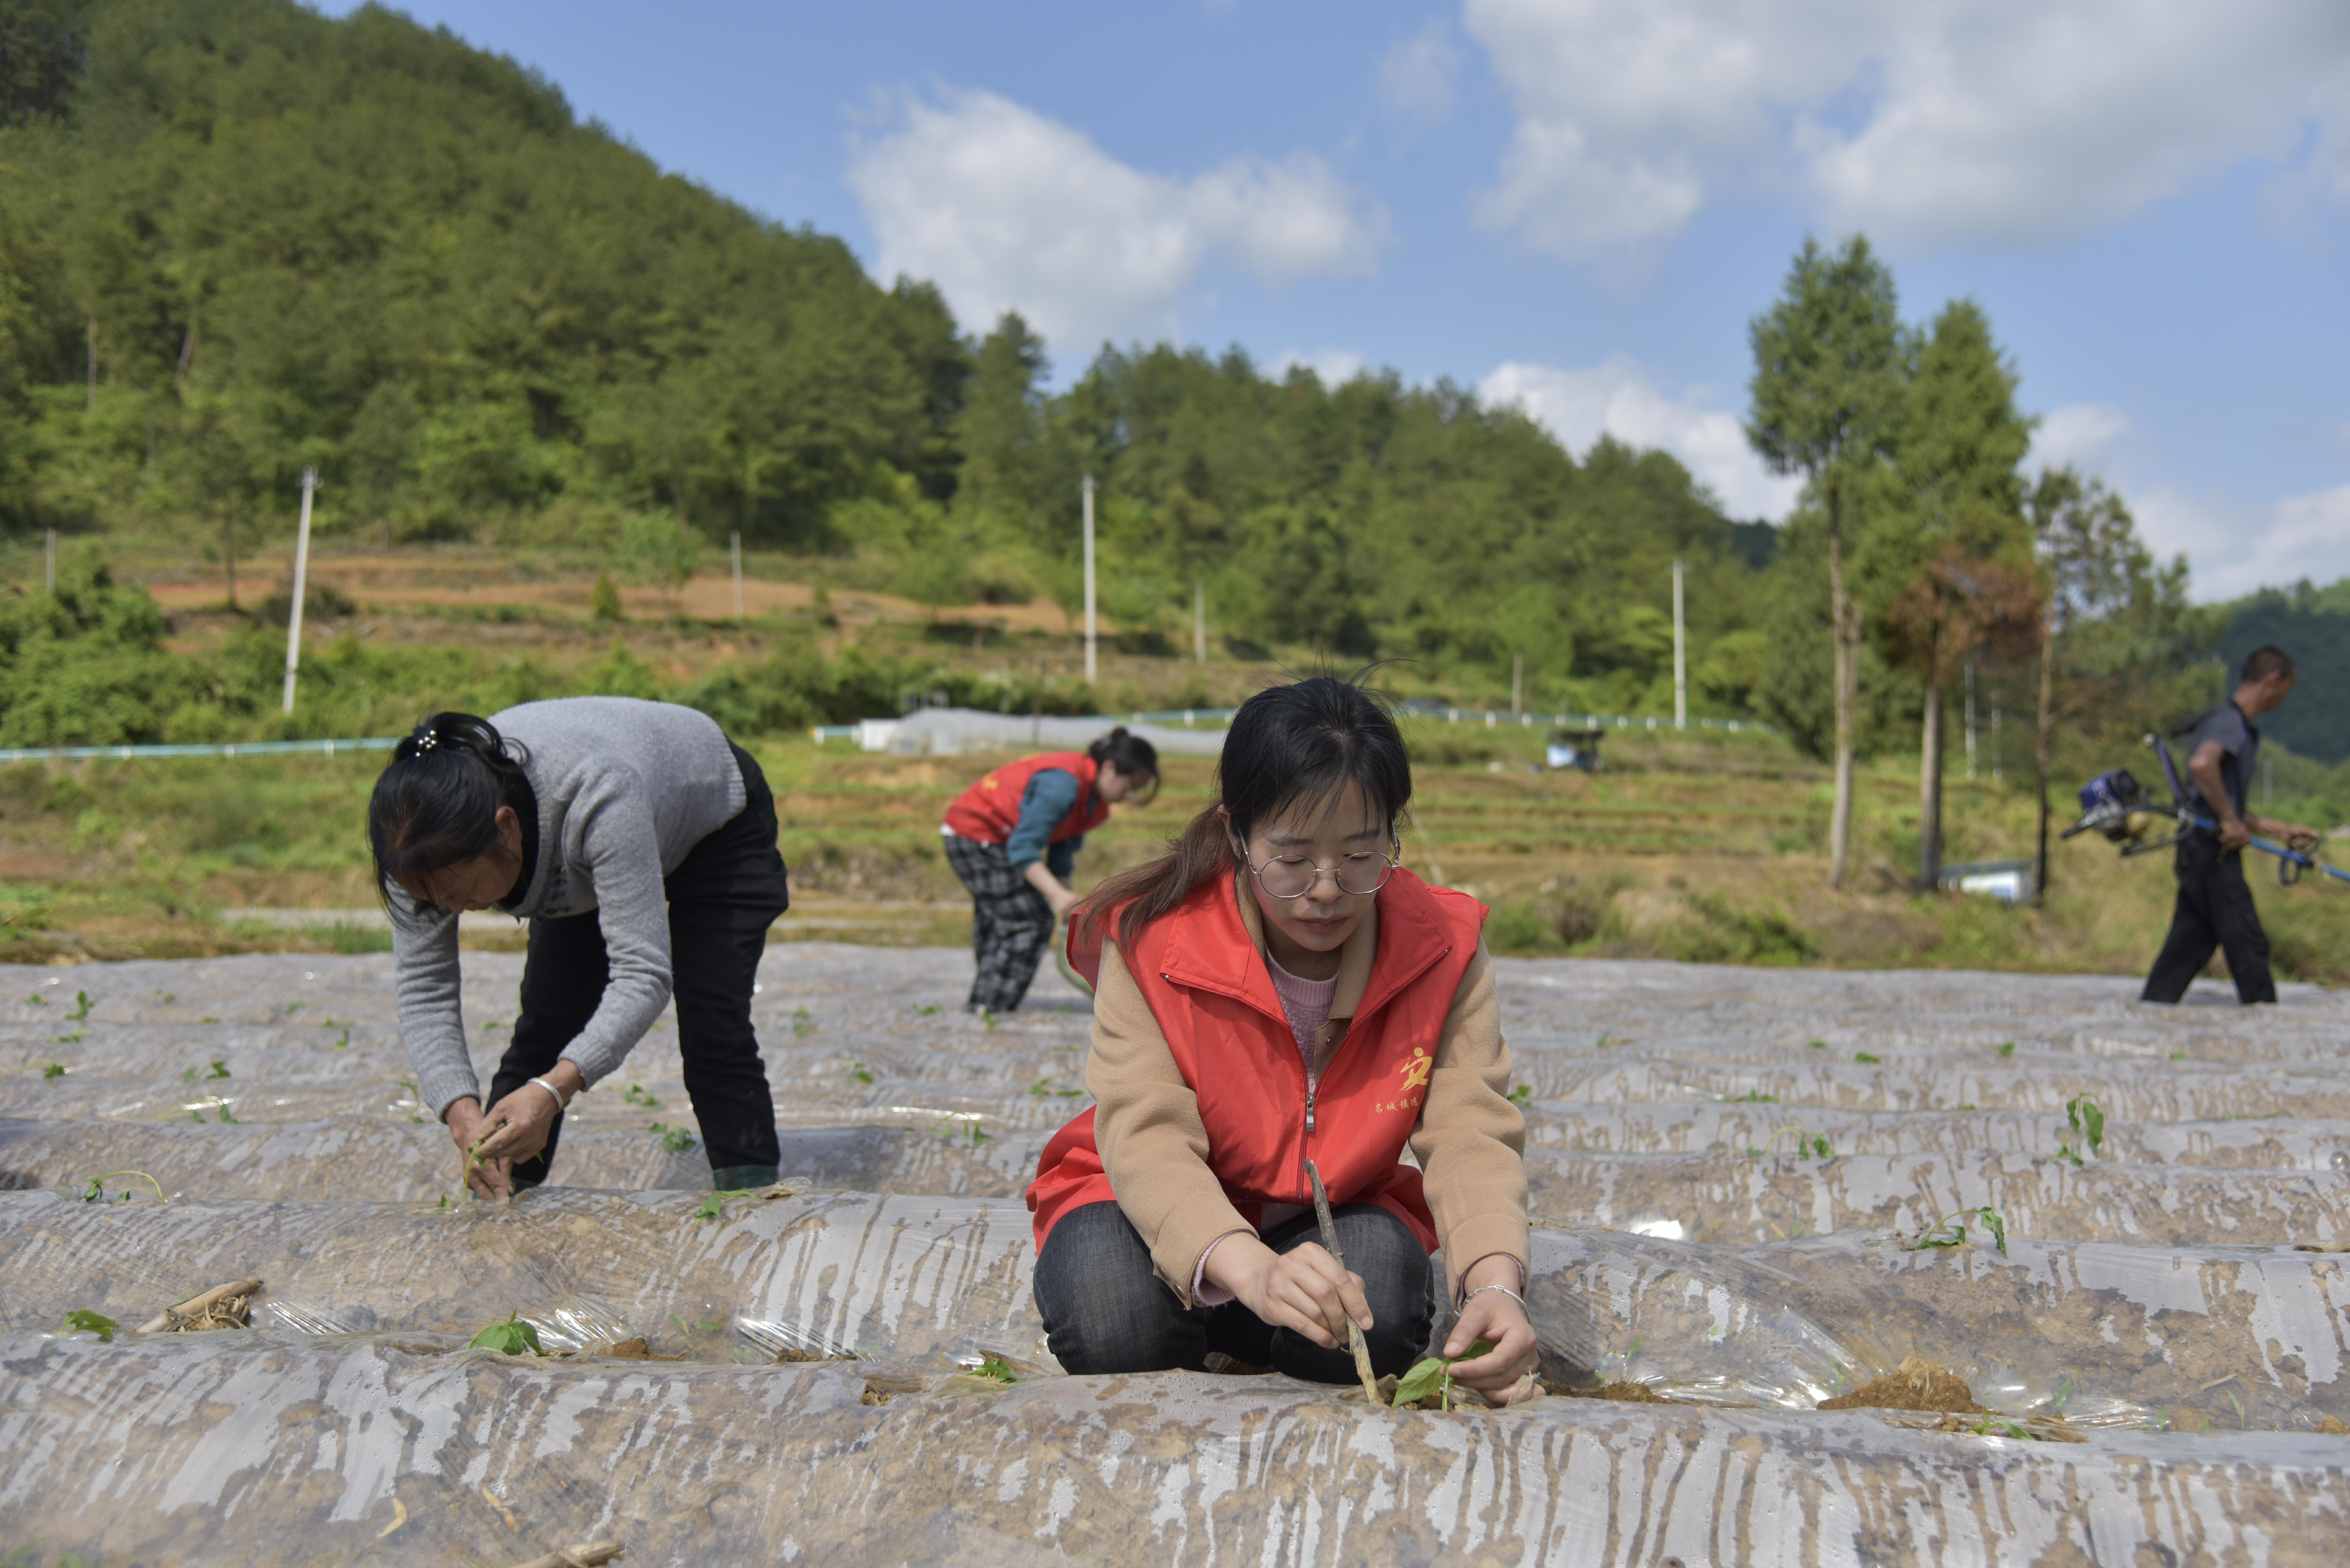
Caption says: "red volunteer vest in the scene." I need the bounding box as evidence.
[1026,868,1487,1256]
[943,753,1108,848]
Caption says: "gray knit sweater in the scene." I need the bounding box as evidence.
[388,697,747,1117]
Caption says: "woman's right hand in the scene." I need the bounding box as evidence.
[443,1097,513,1201]
[1205,1235,1374,1351]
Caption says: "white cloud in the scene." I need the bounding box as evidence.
[2028,403,2133,475]
[1379,23,1460,123]
[845,88,1388,355]
[2134,483,2350,601]
[1460,0,2350,267]
[1479,356,1803,519]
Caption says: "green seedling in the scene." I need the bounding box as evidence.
[200,1016,218,1024]
[792,1006,815,1038]
[934,1116,992,1148]
[971,1354,1018,1385]
[980,1009,998,1033]
[52,1028,82,1045]
[68,991,92,1022]
[623,1082,662,1107]
[2057,1094,2106,1167]
[79,1171,164,1204]
[2229,1387,2248,1428]
[205,1060,230,1080]
[1969,1415,2036,1440]
[841,1060,874,1086]
[25,991,43,1006]
[692,1192,728,1223]
[648,1122,698,1154]
[2169,1052,2187,1061]
[216,1104,235,1124]
[330,1028,350,1050]
[1392,1339,1495,1411]
[1507,1084,1534,1107]
[1853,1051,1882,1065]
[61,1309,119,1341]
[42,1062,65,1080]
[1723,1089,1778,1103]
[468,1312,545,1356]
[1747,1127,1835,1161]
[1914,1206,2009,1255]
[189,1110,203,1123]
[1807,1038,1827,1050]
[1995,1041,2016,1059]
[913,1003,943,1017]
[1954,1103,1978,1112]
[1595,1032,1613,1048]
[668,1313,722,1333]
[284,1002,303,1014]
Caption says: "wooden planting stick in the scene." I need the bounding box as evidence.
[1305,1160,1383,1405]
[138,1278,262,1334]
[501,1544,621,1568]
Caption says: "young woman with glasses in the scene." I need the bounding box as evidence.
[1026,675,1537,1401]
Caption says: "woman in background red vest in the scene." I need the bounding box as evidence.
[941,729,1158,1013]
[1027,678,1535,1401]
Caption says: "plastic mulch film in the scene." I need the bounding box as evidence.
[0,1187,1053,1370]
[1521,1147,2350,1246]
[1528,1225,2350,1431]
[7,1328,2350,1566]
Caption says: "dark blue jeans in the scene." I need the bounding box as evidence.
[1034,1199,1434,1383]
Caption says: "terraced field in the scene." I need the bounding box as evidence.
[4,946,2349,1564]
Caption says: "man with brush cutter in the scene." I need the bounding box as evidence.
[2142,646,2320,1005]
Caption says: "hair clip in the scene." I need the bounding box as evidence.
[411,730,440,754]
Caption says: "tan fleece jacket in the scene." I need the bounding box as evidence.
[1087,872,1530,1307]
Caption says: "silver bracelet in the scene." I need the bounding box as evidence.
[1465,1283,1526,1312]
[527,1075,569,1114]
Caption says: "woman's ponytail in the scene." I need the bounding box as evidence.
[369,712,532,909]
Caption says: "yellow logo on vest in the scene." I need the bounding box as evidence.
[1377,1047,1434,1114]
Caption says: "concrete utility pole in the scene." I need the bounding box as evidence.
[281,468,318,714]
[1671,558,1687,730]
[1965,662,1978,781]
[44,528,55,593]
[1194,580,1206,665]
[1512,652,1523,714]
[1081,474,1098,683]
[730,531,744,621]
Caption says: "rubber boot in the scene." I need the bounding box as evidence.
[710,1164,780,1191]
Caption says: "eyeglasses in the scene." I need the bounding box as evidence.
[1239,835,1402,900]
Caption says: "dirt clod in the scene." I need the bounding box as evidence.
[589,1336,679,1361]
[1818,1357,1988,1414]
[2318,1416,2349,1434]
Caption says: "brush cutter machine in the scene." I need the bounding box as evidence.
[2063,735,2348,887]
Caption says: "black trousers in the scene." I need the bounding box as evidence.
[1032,1200,1433,1384]
[2142,833,2275,1004]
[494,743,792,1184]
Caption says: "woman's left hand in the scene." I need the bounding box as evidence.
[472,1064,581,1168]
[1443,1266,1539,1401]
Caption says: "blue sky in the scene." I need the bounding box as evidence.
[324,1,2350,601]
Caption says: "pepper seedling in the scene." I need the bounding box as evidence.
[969,1353,1018,1384]
[1391,1339,1495,1411]
[468,1312,545,1356]
[2056,1094,2105,1167]
[1913,1206,2009,1255]
[1507,1084,1533,1107]
[68,990,92,1022]
[61,1309,119,1342]
[79,1171,164,1204]
[1746,1127,1835,1161]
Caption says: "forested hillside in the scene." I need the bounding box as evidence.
[0,0,1780,715]
[0,0,2319,787]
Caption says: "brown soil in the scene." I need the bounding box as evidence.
[2318,1416,2349,1434]
[1545,1380,1672,1403]
[1818,1357,1988,1414]
[588,1336,680,1361]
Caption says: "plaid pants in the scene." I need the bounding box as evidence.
[943,833,1056,1013]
